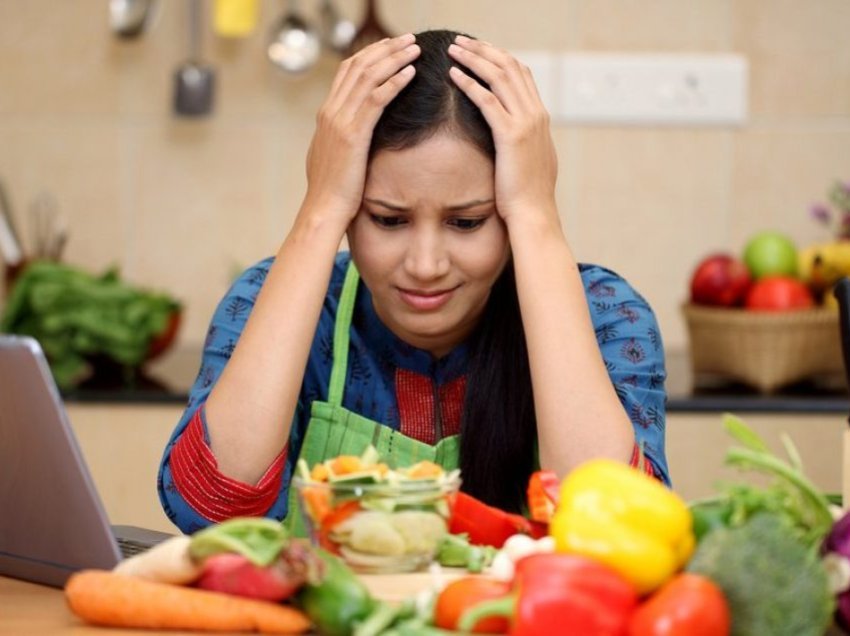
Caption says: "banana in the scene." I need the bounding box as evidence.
[798,241,850,295]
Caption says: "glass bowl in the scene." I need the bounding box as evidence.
[293,469,461,573]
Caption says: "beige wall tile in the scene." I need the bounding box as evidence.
[574,0,733,51]
[730,126,850,251]
[127,121,275,344]
[0,121,127,272]
[570,128,733,349]
[0,1,124,116]
[733,0,850,116]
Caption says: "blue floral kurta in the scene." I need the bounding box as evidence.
[158,251,669,534]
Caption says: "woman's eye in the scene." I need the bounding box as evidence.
[369,214,407,228]
[449,217,487,231]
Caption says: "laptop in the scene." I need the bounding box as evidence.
[0,335,173,587]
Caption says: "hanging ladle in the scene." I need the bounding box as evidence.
[173,0,215,116]
[267,0,321,74]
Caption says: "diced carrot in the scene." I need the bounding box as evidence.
[309,463,330,482]
[329,455,362,475]
[406,460,443,479]
[65,570,310,634]
[374,462,390,476]
[321,501,362,532]
[301,486,332,525]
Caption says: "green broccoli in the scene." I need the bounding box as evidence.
[687,512,834,636]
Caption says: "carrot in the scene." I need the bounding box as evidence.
[406,460,443,479]
[65,570,311,634]
[310,463,330,482]
[302,485,332,524]
[329,455,362,475]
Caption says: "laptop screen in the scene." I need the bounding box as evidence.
[0,336,121,586]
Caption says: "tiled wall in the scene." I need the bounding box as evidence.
[1,0,849,352]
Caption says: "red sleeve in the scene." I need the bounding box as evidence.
[169,408,287,522]
[629,443,656,479]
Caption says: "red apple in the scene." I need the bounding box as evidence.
[745,276,814,311]
[689,254,752,306]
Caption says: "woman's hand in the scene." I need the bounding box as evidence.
[447,36,558,225]
[301,34,420,227]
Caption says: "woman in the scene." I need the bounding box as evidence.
[158,30,669,535]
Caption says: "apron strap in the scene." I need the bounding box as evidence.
[327,261,360,407]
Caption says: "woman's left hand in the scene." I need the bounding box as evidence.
[447,35,558,224]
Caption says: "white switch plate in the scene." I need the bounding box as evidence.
[555,53,748,126]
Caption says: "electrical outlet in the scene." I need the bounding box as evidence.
[555,53,748,126]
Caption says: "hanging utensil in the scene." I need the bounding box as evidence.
[213,0,259,38]
[110,0,159,39]
[267,0,321,74]
[28,191,63,261]
[0,179,23,268]
[319,0,356,55]
[346,0,392,56]
[174,0,215,117]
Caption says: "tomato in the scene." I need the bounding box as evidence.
[434,577,512,633]
[744,275,814,311]
[628,573,730,636]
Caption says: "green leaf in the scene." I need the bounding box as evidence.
[722,413,769,453]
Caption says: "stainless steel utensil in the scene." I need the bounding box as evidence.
[346,0,392,56]
[29,192,66,261]
[267,0,321,74]
[0,179,23,267]
[109,0,159,39]
[320,0,356,55]
[174,0,215,117]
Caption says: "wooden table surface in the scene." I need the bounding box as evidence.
[0,570,466,635]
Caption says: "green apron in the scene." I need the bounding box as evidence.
[284,262,461,537]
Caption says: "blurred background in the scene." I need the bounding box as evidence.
[2,0,848,351]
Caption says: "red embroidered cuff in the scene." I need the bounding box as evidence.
[629,443,656,479]
[170,408,287,522]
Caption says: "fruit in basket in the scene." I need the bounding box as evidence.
[744,276,814,311]
[798,240,850,298]
[689,254,752,307]
[743,231,799,279]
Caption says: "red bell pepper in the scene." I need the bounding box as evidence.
[449,491,547,548]
[458,553,639,636]
[526,470,560,524]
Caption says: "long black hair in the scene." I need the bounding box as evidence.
[370,30,536,513]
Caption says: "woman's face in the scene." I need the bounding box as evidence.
[348,131,510,358]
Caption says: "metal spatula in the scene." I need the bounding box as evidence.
[174,0,215,117]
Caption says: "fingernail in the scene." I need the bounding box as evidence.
[399,33,415,43]
[455,34,471,44]
[448,43,461,54]
[401,65,415,76]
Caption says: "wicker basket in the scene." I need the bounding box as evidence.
[682,303,844,393]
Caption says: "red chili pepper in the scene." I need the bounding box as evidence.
[449,491,547,548]
[458,553,639,636]
[526,470,561,523]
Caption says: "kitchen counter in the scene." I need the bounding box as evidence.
[61,346,850,414]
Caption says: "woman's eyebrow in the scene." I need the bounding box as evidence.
[364,198,409,212]
[446,198,494,211]
[363,197,495,212]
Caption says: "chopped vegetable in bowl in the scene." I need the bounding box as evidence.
[293,447,461,573]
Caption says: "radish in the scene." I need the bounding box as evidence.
[195,543,320,601]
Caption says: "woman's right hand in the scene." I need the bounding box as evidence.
[301,34,420,226]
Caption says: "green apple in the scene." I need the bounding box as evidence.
[743,231,799,279]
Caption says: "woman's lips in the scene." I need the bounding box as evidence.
[397,286,457,311]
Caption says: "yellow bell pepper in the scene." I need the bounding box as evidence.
[549,459,694,595]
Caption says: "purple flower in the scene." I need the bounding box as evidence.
[810,203,832,224]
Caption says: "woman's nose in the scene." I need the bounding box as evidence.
[404,227,450,281]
